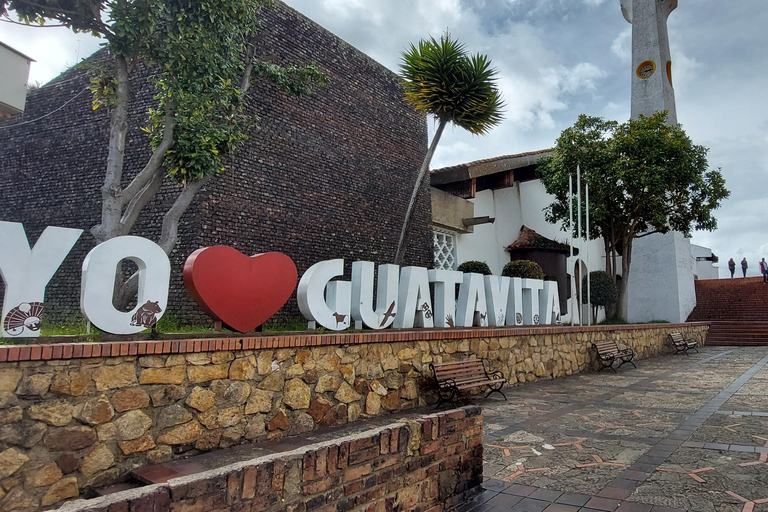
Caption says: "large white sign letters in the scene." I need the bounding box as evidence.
[0,221,82,337]
[0,221,562,338]
[297,259,561,331]
[81,236,171,335]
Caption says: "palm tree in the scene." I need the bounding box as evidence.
[394,34,505,265]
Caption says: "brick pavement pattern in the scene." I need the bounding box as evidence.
[465,346,768,512]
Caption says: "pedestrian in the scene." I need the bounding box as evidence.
[761,258,768,283]
[729,258,736,278]
[742,257,749,278]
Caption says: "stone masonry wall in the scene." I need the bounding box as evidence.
[52,406,483,512]
[0,0,431,326]
[0,323,707,509]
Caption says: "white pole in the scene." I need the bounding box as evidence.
[577,165,582,327]
[569,175,575,325]
[586,182,591,326]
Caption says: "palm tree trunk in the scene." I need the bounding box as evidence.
[394,118,447,266]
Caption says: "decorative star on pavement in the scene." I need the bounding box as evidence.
[576,455,629,469]
[502,462,551,482]
[656,466,714,483]
[725,491,768,512]
[553,437,587,451]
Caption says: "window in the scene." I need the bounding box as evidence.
[433,229,457,270]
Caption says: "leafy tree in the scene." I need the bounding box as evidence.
[537,112,729,317]
[456,261,492,275]
[582,270,618,324]
[394,34,504,265]
[1,0,327,306]
[502,260,544,280]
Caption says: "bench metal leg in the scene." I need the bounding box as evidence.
[435,386,457,409]
[617,355,636,369]
[485,383,507,401]
[598,356,616,373]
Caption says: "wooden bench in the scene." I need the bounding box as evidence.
[592,340,636,373]
[669,332,699,355]
[429,359,506,408]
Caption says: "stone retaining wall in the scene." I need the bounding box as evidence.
[0,323,708,509]
[53,406,483,512]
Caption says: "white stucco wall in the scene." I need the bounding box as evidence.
[690,243,719,280]
[453,180,609,323]
[626,231,696,323]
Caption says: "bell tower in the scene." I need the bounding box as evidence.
[622,0,678,124]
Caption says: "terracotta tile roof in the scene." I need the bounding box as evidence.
[506,226,571,253]
[431,149,552,175]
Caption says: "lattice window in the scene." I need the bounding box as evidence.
[433,230,457,270]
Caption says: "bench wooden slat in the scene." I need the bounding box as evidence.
[668,332,698,355]
[430,359,506,407]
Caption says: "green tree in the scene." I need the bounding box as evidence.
[394,34,504,265]
[538,112,729,317]
[582,270,618,324]
[2,0,326,306]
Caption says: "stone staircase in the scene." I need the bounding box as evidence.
[688,277,768,345]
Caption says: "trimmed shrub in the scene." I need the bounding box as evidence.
[502,260,544,280]
[457,261,492,275]
[581,271,618,307]
[544,274,558,282]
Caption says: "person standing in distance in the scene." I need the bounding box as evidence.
[742,257,749,278]
[761,258,768,283]
[728,258,736,278]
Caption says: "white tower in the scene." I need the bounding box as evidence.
[621,0,678,124]
[622,0,696,324]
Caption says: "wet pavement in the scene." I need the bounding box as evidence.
[469,346,768,512]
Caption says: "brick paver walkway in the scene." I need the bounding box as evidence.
[463,346,768,512]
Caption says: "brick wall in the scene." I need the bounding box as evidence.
[53,406,483,512]
[0,1,431,326]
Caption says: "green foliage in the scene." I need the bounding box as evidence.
[5,0,328,186]
[399,34,504,135]
[457,261,492,275]
[538,112,729,242]
[582,271,618,307]
[537,112,730,314]
[502,260,544,280]
[544,274,558,282]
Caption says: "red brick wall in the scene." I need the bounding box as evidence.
[55,406,483,512]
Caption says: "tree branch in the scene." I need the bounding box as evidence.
[240,34,259,94]
[157,175,212,254]
[634,229,662,239]
[119,171,164,235]
[91,54,130,243]
[121,103,175,204]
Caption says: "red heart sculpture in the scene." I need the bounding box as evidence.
[183,247,297,332]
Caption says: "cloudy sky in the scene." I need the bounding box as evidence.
[1,0,766,278]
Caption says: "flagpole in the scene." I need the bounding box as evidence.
[569,175,575,325]
[586,181,591,326]
[577,165,582,327]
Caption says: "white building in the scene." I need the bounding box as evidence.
[691,244,719,280]
[430,150,707,324]
[0,41,34,116]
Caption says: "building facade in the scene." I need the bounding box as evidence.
[0,1,432,327]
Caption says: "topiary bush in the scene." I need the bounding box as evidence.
[502,260,544,280]
[582,270,618,323]
[457,260,492,275]
[544,274,558,282]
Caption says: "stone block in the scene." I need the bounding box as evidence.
[15,373,52,396]
[188,364,230,384]
[74,394,115,425]
[139,365,186,385]
[114,410,153,441]
[41,476,79,506]
[93,364,137,391]
[80,444,115,476]
[186,386,216,412]
[0,448,29,479]
[157,420,202,445]
[111,387,150,412]
[45,426,97,451]
[28,400,74,426]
